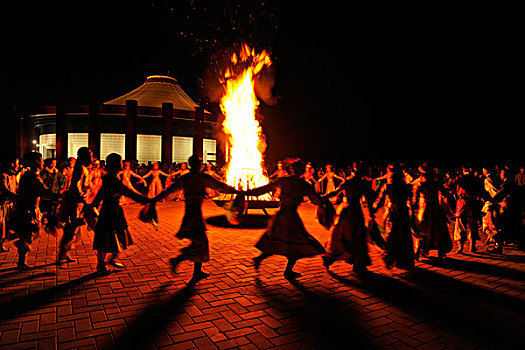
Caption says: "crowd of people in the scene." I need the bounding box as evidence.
[1,148,524,283]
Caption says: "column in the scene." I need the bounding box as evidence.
[161,103,173,163]
[125,100,137,161]
[88,102,101,160]
[55,104,68,161]
[193,106,204,159]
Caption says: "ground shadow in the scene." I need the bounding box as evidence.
[255,277,371,349]
[0,271,56,288]
[463,251,525,263]
[0,271,100,323]
[0,262,57,277]
[206,214,269,229]
[113,282,195,350]
[423,256,525,281]
[329,268,525,348]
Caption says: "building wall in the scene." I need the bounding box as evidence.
[39,132,216,164]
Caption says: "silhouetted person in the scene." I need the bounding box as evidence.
[91,153,151,274]
[246,160,325,279]
[11,152,59,269]
[152,155,239,283]
[323,163,372,273]
[58,147,93,265]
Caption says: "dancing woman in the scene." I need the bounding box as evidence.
[373,164,414,270]
[246,160,325,279]
[90,153,151,274]
[317,164,345,197]
[11,153,60,269]
[412,164,452,260]
[322,165,372,273]
[0,156,19,252]
[58,147,93,265]
[152,155,239,282]
[142,162,171,198]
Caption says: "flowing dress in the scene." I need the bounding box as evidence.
[154,172,237,262]
[325,176,371,267]
[375,180,414,270]
[91,174,150,253]
[413,178,452,255]
[248,177,325,259]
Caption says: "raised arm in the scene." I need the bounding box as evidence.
[204,174,238,194]
[151,177,184,202]
[245,182,277,197]
[304,183,323,206]
[117,181,151,205]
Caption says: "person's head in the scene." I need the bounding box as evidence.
[24,152,43,172]
[291,160,306,176]
[77,147,93,167]
[188,155,202,171]
[5,156,19,174]
[105,153,123,174]
[67,157,76,168]
[520,166,524,174]
[124,161,131,170]
[277,161,283,170]
[181,162,188,170]
[325,164,332,172]
[206,163,213,171]
[152,162,159,170]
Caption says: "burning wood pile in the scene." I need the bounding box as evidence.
[213,44,279,210]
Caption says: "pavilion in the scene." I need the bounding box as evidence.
[20,75,221,165]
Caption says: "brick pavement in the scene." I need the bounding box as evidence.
[1,200,525,349]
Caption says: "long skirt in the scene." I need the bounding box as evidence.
[93,205,133,253]
[415,198,452,254]
[325,202,371,267]
[175,204,209,262]
[383,209,414,270]
[256,206,325,259]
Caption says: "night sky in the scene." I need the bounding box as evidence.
[2,1,520,165]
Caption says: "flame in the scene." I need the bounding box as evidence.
[220,44,272,199]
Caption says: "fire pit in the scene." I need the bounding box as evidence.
[214,44,278,216]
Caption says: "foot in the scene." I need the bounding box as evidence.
[322,256,335,269]
[17,262,32,271]
[353,264,368,274]
[64,255,76,263]
[456,246,464,254]
[190,271,210,283]
[170,257,182,273]
[253,257,262,270]
[97,264,111,275]
[284,270,302,280]
[487,245,503,254]
[57,252,76,264]
[107,259,125,269]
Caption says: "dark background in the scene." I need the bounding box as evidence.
[1,1,520,165]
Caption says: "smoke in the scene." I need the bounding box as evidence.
[254,65,277,106]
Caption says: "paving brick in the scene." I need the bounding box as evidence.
[0,200,524,349]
